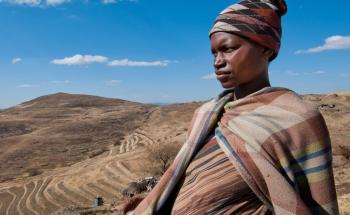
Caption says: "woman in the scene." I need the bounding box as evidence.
[124,0,339,214]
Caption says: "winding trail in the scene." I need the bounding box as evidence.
[0,192,12,215]
[6,190,16,215]
[118,129,156,154]
[115,161,137,180]
[26,181,40,215]
[57,182,91,204]
[42,179,62,208]
[0,127,157,214]
[35,178,48,209]
[17,183,27,215]
[54,180,78,206]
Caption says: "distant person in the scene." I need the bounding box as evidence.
[124,0,339,214]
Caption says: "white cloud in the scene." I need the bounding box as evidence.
[17,84,36,88]
[12,58,22,64]
[0,0,70,6]
[311,70,326,75]
[108,59,171,67]
[201,73,216,80]
[102,0,137,4]
[296,35,350,54]
[102,0,116,4]
[1,0,41,6]
[52,55,175,67]
[46,0,69,6]
[1,0,135,6]
[52,54,108,65]
[50,80,71,84]
[106,80,122,86]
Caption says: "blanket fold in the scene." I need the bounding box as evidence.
[131,87,339,215]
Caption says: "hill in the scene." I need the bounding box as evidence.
[0,93,156,183]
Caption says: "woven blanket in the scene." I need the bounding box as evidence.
[130,87,339,215]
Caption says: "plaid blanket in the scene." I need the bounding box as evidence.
[131,87,339,215]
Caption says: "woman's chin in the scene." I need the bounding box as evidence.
[220,82,236,89]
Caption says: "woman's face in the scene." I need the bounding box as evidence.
[210,32,271,89]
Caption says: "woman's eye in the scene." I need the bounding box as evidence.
[224,47,238,52]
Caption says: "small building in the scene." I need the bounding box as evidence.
[93,196,104,207]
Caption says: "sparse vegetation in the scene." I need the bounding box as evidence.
[339,145,350,159]
[88,148,109,158]
[0,122,32,138]
[143,142,181,176]
[27,168,43,177]
[121,177,157,197]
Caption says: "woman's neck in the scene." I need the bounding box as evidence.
[234,75,270,100]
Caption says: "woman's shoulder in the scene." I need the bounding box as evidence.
[270,88,321,118]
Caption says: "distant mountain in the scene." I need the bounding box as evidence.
[15,92,144,109]
[148,102,174,106]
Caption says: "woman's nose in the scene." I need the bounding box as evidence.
[214,53,225,68]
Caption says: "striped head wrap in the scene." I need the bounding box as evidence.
[209,0,287,60]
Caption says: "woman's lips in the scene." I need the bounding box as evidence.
[216,73,230,82]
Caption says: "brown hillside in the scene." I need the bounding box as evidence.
[0,93,155,183]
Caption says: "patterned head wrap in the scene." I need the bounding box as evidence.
[210,0,287,60]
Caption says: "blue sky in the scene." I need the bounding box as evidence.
[1,0,349,108]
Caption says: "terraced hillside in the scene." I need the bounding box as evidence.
[0,94,199,214]
[0,144,143,214]
[0,93,155,183]
[0,119,194,214]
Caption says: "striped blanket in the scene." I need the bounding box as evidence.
[130,87,339,215]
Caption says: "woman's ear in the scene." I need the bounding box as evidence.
[263,48,274,61]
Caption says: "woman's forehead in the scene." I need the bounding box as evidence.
[211,32,246,46]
